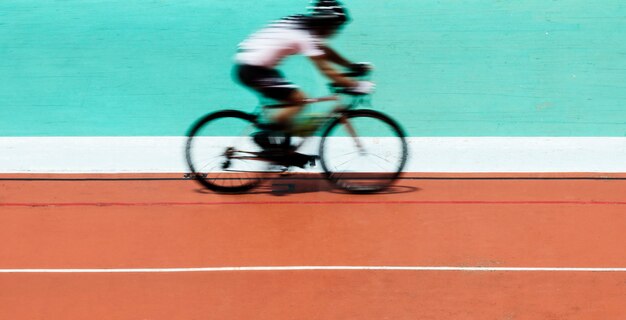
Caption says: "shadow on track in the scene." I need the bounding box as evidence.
[193,173,420,196]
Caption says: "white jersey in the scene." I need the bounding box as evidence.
[235,16,325,68]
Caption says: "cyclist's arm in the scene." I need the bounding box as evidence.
[321,45,352,67]
[310,55,357,87]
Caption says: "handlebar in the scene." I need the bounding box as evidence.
[328,69,373,96]
[341,70,369,78]
[329,85,366,96]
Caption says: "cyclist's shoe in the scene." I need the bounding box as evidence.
[252,129,316,168]
[257,149,316,169]
[280,152,317,169]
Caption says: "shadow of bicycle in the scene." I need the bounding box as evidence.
[193,173,420,196]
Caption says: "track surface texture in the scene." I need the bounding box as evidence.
[1,174,626,319]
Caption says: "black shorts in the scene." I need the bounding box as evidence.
[235,64,298,101]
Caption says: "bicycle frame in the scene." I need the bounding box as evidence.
[235,71,374,162]
[259,90,369,128]
[256,69,373,129]
[257,92,367,152]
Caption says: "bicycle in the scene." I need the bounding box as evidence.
[185,71,408,193]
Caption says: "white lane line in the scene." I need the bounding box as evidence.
[2,266,626,273]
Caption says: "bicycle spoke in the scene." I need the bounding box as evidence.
[320,111,407,193]
[185,111,266,192]
[331,154,361,172]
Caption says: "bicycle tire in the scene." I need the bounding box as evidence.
[319,109,408,193]
[185,110,265,193]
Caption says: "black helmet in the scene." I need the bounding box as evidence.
[306,0,350,30]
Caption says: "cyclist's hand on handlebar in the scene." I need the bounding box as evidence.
[350,81,376,95]
[345,62,373,77]
[349,62,373,73]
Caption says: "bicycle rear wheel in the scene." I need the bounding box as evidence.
[185,110,267,192]
[319,110,408,193]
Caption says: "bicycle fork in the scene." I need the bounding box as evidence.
[339,116,366,154]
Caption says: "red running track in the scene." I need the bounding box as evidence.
[1,173,625,319]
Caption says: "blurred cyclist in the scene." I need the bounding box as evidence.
[234,0,374,153]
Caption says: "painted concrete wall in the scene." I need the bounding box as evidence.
[2,0,626,136]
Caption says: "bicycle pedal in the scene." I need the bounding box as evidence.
[283,152,316,169]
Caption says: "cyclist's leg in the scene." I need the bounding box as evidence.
[236,64,305,150]
[236,64,316,169]
[236,64,306,127]
[272,89,307,126]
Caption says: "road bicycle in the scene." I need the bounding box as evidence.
[185,71,408,193]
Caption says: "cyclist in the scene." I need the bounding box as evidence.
[234,0,374,156]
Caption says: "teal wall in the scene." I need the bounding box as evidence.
[2,0,626,136]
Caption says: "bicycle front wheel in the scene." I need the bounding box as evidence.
[185,110,266,193]
[319,110,408,193]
